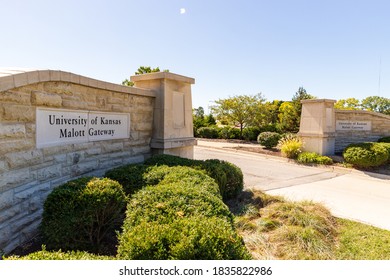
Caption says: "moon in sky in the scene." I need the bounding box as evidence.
[180,8,186,14]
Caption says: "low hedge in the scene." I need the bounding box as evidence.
[343,142,389,168]
[5,247,114,260]
[117,217,250,260]
[197,127,219,139]
[378,136,390,143]
[297,152,333,165]
[40,177,127,253]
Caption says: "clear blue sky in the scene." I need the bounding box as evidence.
[1,0,389,111]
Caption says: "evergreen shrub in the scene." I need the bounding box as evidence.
[40,177,127,253]
[343,142,389,168]
[104,164,147,195]
[197,126,220,139]
[242,127,261,141]
[297,152,333,165]
[144,154,243,200]
[257,132,281,148]
[5,246,114,260]
[378,136,390,143]
[117,217,250,260]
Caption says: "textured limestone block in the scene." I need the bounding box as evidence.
[5,150,43,169]
[31,91,62,107]
[3,105,34,122]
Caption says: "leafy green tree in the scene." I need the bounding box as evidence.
[121,79,134,87]
[211,93,265,139]
[278,102,298,132]
[334,98,361,110]
[290,87,315,131]
[134,66,161,75]
[262,100,283,126]
[361,96,390,115]
[122,66,169,87]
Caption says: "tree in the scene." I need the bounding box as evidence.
[211,93,265,138]
[121,79,134,87]
[278,102,298,132]
[122,66,169,87]
[134,66,161,75]
[291,87,315,131]
[334,98,361,110]
[361,96,390,115]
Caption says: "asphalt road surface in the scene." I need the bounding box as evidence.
[194,144,390,230]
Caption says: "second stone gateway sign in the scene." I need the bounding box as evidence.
[36,108,130,148]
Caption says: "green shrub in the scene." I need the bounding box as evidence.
[144,154,194,167]
[377,143,390,162]
[219,127,241,139]
[279,134,304,159]
[143,165,221,196]
[5,246,114,260]
[257,132,281,148]
[197,126,220,138]
[343,142,389,168]
[242,127,261,141]
[144,154,244,200]
[117,217,251,260]
[378,136,390,143]
[206,159,243,199]
[40,177,127,253]
[104,164,147,195]
[297,152,333,165]
[124,181,233,227]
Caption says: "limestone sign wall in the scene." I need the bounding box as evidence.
[335,110,390,153]
[298,99,390,155]
[0,69,196,253]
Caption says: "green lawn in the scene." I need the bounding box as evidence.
[336,218,390,260]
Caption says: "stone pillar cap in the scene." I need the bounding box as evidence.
[301,99,336,104]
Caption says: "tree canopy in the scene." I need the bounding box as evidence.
[122,66,169,87]
[211,93,265,138]
[335,96,390,115]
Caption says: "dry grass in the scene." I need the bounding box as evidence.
[229,189,338,260]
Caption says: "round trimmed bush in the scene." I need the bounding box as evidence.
[117,217,251,260]
[124,182,233,227]
[205,159,244,199]
[144,154,244,200]
[257,132,281,148]
[40,177,127,253]
[104,164,147,195]
[343,142,389,168]
[143,165,221,196]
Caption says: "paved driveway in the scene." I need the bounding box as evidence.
[194,142,390,230]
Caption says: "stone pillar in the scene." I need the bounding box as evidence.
[131,72,197,159]
[298,99,336,155]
